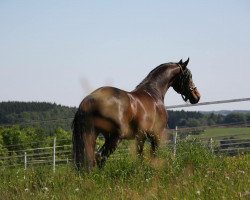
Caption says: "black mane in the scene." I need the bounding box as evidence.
[135,63,173,89]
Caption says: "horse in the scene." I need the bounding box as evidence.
[72,58,201,171]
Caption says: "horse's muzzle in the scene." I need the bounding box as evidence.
[189,88,201,104]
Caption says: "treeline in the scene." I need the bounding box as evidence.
[0,101,77,134]
[168,110,250,129]
[1,101,250,131]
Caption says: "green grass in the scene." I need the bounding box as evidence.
[0,140,250,199]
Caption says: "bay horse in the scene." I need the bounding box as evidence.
[72,58,201,171]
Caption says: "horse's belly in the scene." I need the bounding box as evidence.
[119,130,136,140]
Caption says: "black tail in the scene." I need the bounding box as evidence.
[72,109,86,170]
[72,97,96,171]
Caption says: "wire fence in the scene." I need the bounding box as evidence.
[1,124,249,170]
[0,97,250,170]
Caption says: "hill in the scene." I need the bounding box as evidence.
[0,101,77,134]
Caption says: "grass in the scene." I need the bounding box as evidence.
[0,140,250,199]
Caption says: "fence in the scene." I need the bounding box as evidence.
[1,124,249,171]
[170,125,250,156]
[0,138,72,170]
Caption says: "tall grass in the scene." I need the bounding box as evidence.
[0,140,249,199]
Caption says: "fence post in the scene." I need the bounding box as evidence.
[174,126,178,157]
[210,137,214,153]
[24,152,27,170]
[53,137,56,173]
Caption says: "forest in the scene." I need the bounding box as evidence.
[0,101,76,134]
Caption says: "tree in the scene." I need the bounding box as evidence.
[186,118,200,127]
[224,113,246,124]
[55,128,71,146]
[246,113,250,123]
[0,134,8,164]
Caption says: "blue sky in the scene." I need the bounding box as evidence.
[0,1,250,111]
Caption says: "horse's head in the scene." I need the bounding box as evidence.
[172,58,201,104]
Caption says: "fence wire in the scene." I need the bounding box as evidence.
[1,98,250,169]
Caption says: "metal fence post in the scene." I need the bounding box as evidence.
[53,137,56,173]
[174,126,178,157]
[24,152,27,170]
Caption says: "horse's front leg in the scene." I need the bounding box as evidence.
[96,134,120,168]
[149,135,160,158]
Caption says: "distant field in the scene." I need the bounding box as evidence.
[197,127,250,139]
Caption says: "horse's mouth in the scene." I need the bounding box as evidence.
[189,96,200,104]
[189,89,201,104]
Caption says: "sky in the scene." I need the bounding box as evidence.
[0,1,250,111]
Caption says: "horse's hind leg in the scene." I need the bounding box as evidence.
[96,134,120,168]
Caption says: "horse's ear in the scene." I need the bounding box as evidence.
[182,58,189,69]
[178,59,183,65]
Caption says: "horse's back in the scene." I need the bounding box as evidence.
[80,86,131,109]
[90,86,129,99]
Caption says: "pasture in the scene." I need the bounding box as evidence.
[197,127,250,139]
[0,140,249,200]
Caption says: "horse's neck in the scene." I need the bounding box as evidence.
[134,66,181,101]
[134,83,168,101]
